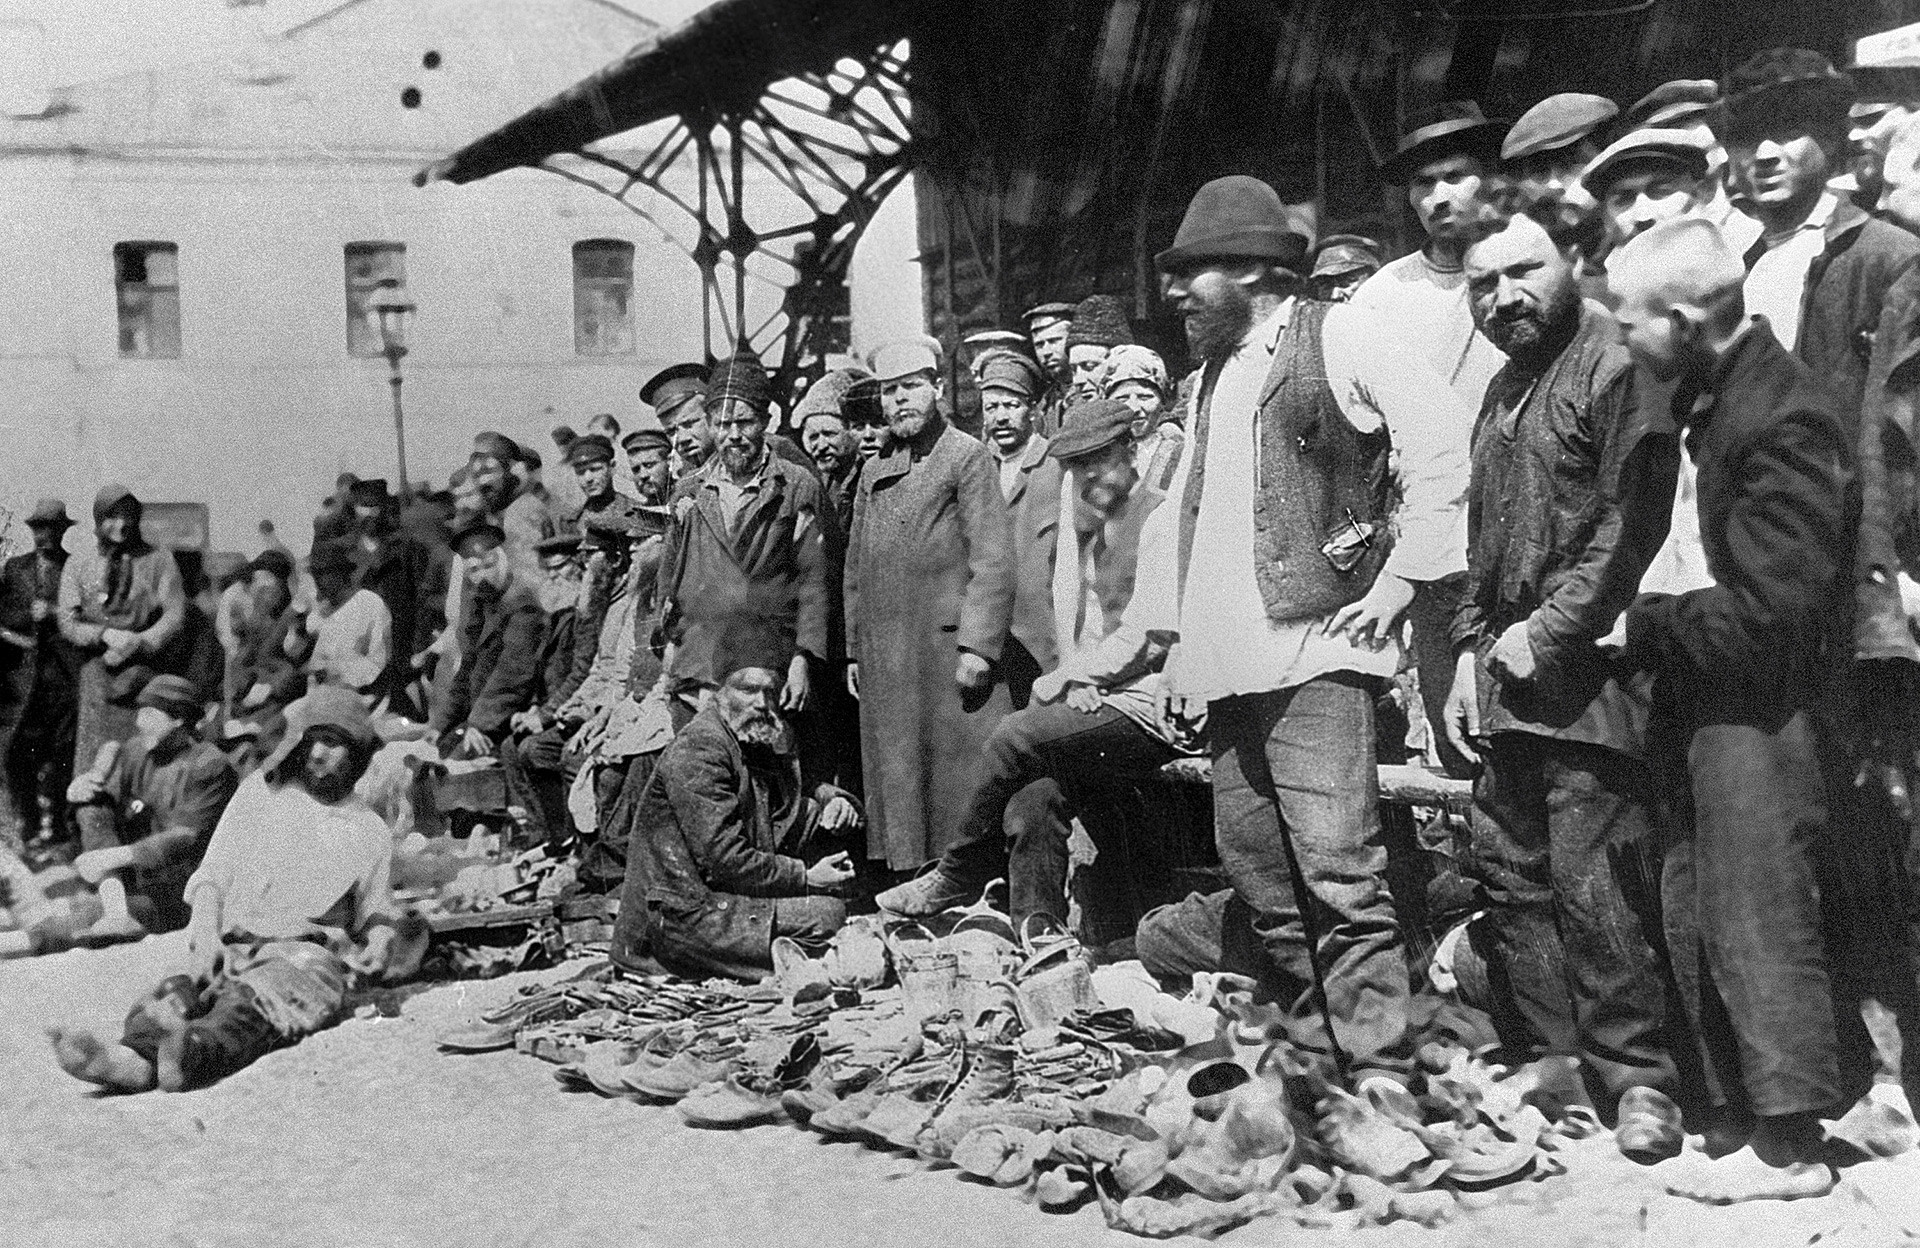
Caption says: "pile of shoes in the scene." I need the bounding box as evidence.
[437,901,1589,1239]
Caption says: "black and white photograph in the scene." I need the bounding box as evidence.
[12,1,1920,1244]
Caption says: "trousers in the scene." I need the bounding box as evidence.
[1209,675,1411,1081]
[499,724,574,848]
[1465,732,1675,1106]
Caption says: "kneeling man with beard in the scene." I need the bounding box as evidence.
[51,688,416,1092]
[611,625,862,981]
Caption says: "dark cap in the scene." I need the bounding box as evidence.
[449,519,506,557]
[1066,294,1135,350]
[705,346,773,414]
[843,377,884,426]
[307,543,356,577]
[975,350,1045,398]
[1724,48,1855,132]
[347,478,390,507]
[1380,101,1507,183]
[1311,234,1385,280]
[136,673,202,721]
[1501,93,1618,162]
[1623,79,1721,131]
[535,533,582,558]
[25,499,72,530]
[1048,398,1138,461]
[714,617,796,682]
[642,362,710,420]
[620,427,672,453]
[1156,175,1309,273]
[1021,301,1076,328]
[565,434,615,467]
[247,549,295,582]
[1580,128,1713,194]
[93,484,140,522]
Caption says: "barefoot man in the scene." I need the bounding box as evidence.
[52,688,407,1093]
[1610,217,1854,1203]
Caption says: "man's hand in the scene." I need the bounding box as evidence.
[66,772,103,805]
[954,651,991,697]
[457,726,492,758]
[805,850,856,890]
[1486,621,1538,683]
[1065,684,1102,713]
[74,845,138,884]
[1442,651,1482,767]
[1325,573,1416,650]
[101,628,139,667]
[1030,669,1069,705]
[510,707,546,736]
[781,654,811,714]
[0,628,34,650]
[845,662,860,700]
[818,794,863,832]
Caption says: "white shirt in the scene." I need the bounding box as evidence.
[1744,191,1837,353]
[306,588,390,693]
[1350,251,1509,418]
[1138,300,1471,703]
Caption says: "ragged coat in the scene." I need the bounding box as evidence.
[442,576,547,743]
[846,420,1014,868]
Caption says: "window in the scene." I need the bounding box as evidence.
[345,242,408,356]
[113,242,180,358]
[573,239,635,355]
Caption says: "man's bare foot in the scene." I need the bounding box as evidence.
[149,1002,190,1092]
[48,1027,155,1092]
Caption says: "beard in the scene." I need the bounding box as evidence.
[1482,282,1580,361]
[725,705,794,753]
[538,574,580,614]
[300,754,363,803]
[719,441,762,476]
[1183,284,1256,364]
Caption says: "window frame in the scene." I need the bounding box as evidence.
[112,240,181,360]
[572,238,636,357]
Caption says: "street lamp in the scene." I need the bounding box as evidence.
[370,279,416,502]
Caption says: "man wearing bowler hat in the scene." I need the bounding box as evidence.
[1140,175,1471,1090]
[846,334,1015,872]
[0,500,80,850]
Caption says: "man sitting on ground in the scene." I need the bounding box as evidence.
[68,674,238,945]
[436,521,547,760]
[51,688,415,1092]
[611,629,861,981]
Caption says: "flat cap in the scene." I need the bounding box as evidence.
[1049,398,1138,461]
[564,434,615,467]
[620,426,671,453]
[1311,233,1385,280]
[1502,93,1618,162]
[1381,101,1507,183]
[1098,344,1168,396]
[843,377,884,425]
[792,366,874,425]
[962,329,1031,358]
[975,350,1045,398]
[641,362,709,410]
[1622,79,1719,131]
[1580,128,1713,194]
[535,533,582,558]
[264,686,376,774]
[868,336,942,383]
[1066,294,1135,350]
[137,673,202,719]
[449,518,506,556]
[1021,301,1076,328]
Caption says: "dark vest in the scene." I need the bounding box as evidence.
[1177,300,1394,623]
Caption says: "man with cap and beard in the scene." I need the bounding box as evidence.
[978,349,1062,709]
[52,687,415,1093]
[1442,210,1684,1141]
[1139,175,1471,1091]
[611,623,861,981]
[68,673,237,946]
[436,520,548,760]
[847,335,1016,872]
[1022,302,1076,438]
[0,500,80,851]
[1352,103,1510,779]
[58,485,187,780]
[657,347,831,722]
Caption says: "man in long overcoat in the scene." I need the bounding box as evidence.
[846,338,1015,870]
[0,501,80,850]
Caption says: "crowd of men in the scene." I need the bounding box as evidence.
[25,30,1920,1208]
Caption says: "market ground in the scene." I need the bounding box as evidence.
[9,938,1920,1248]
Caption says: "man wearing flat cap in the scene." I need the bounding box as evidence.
[656,346,832,734]
[643,362,714,478]
[1503,92,1617,246]
[58,485,187,781]
[1843,29,1920,215]
[1022,302,1076,437]
[1581,129,1718,248]
[68,673,237,947]
[436,520,548,760]
[878,397,1193,937]
[565,433,648,539]
[619,426,675,508]
[847,334,1016,871]
[976,349,1063,708]
[1143,174,1473,1090]
[1310,234,1384,303]
[0,500,80,851]
[1620,78,1763,256]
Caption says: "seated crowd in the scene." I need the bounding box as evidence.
[23,38,1920,1208]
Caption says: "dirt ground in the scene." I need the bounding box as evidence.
[10,938,1920,1248]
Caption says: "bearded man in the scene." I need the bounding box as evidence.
[1443,211,1683,1136]
[51,688,417,1092]
[1136,176,1471,1091]
[611,630,862,981]
[57,485,186,777]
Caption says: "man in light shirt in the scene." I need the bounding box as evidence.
[301,544,390,700]
[1133,176,1471,1090]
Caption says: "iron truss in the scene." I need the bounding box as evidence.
[540,40,913,401]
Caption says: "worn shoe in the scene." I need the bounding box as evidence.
[629,1046,739,1102]
[678,1074,789,1128]
[876,866,979,917]
[1615,1086,1686,1163]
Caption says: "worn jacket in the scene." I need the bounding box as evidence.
[611,704,845,981]
[57,542,186,660]
[0,551,79,699]
[1624,321,1855,725]
[1856,260,1920,664]
[444,576,547,741]
[659,450,830,687]
[1452,307,1679,756]
[79,730,238,931]
[999,435,1064,673]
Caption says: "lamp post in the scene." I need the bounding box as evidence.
[370,279,416,502]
